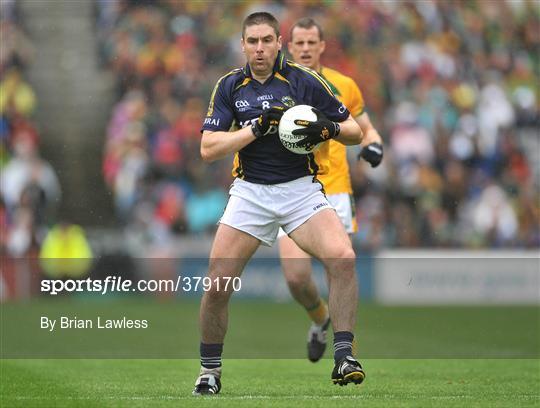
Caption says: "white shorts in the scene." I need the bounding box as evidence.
[219,176,333,247]
[278,192,356,238]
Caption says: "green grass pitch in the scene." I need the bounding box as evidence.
[1,359,539,407]
[1,300,539,406]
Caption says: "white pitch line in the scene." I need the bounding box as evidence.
[12,394,540,401]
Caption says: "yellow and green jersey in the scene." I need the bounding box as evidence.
[314,66,365,195]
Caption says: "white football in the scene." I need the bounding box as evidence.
[279,104,319,154]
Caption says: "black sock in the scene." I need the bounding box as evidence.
[200,343,223,369]
[333,331,354,363]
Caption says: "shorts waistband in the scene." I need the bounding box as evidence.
[234,175,317,188]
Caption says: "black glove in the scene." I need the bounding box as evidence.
[358,142,383,167]
[292,108,340,151]
[251,106,286,138]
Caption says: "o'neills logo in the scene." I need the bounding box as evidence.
[313,202,329,211]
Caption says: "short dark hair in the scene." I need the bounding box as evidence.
[289,17,324,41]
[242,12,280,39]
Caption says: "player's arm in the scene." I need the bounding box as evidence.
[200,127,256,162]
[334,114,364,146]
[292,72,363,150]
[201,106,286,162]
[356,112,382,146]
[355,111,384,168]
[292,109,363,151]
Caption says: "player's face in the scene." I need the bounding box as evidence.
[242,24,282,79]
[288,26,325,71]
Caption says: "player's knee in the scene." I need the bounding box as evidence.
[327,245,356,262]
[204,284,234,304]
[205,266,238,303]
[284,270,311,291]
[340,244,356,258]
[282,259,311,288]
[323,245,356,274]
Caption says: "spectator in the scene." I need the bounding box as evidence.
[39,222,93,278]
[0,68,36,118]
[1,132,60,218]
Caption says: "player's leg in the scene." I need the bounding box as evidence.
[279,234,328,324]
[200,223,260,343]
[278,233,330,362]
[194,224,261,395]
[288,208,365,385]
[288,209,356,332]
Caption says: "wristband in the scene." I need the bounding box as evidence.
[333,122,340,138]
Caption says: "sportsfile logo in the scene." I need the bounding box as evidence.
[313,202,329,211]
[41,276,241,295]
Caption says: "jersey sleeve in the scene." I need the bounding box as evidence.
[347,78,365,118]
[308,72,350,123]
[201,76,235,133]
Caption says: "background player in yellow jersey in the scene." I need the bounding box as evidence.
[280,17,384,362]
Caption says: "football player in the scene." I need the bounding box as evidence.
[279,17,383,363]
[194,12,366,395]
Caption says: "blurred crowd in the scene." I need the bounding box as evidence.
[0,1,94,288]
[96,0,539,249]
[0,1,64,258]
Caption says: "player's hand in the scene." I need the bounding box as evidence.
[251,106,286,138]
[358,143,383,167]
[292,108,340,151]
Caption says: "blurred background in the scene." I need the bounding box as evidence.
[1,0,539,309]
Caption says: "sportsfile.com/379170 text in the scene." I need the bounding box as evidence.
[40,276,242,296]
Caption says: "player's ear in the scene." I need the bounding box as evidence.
[320,40,326,54]
[241,37,245,54]
[277,35,282,50]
